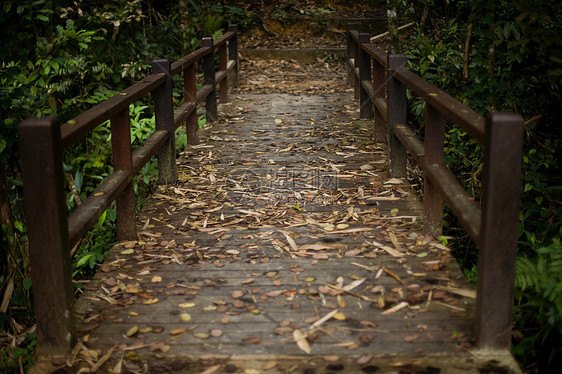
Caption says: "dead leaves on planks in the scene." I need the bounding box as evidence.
[73,85,476,370]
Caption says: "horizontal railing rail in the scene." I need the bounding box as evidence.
[347,24,524,350]
[18,24,239,356]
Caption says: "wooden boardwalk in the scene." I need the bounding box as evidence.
[71,65,519,373]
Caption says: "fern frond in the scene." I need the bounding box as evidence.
[515,257,542,292]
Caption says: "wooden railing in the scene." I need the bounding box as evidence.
[18,25,238,356]
[347,25,524,350]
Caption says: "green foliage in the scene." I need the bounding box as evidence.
[401,1,561,369]
[0,332,36,373]
[513,240,562,369]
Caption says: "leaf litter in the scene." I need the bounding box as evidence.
[66,56,476,373]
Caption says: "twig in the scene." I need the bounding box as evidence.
[463,21,474,79]
[524,114,543,126]
[370,22,415,42]
[65,172,82,207]
[383,267,405,285]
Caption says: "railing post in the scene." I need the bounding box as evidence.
[228,24,239,87]
[475,112,524,349]
[202,36,218,122]
[423,104,445,235]
[346,23,357,86]
[219,42,228,103]
[19,118,76,355]
[110,108,137,241]
[387,54,408,178]
[152,58,177,184]
[358,33,373,119]
[184,64,198,145]
[373,55,386,142]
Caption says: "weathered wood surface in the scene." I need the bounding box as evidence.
[66,67,521,373]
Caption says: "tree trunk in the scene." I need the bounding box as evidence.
[420,0,429,26]
[179,0,190,55]
[463,21,473,79]
[387,0,402,54]
[0,163,14,273]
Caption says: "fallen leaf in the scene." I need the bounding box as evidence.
[356,354,373,365]
[433,286,476,299]
[333,312,346,320]
[126,326,139,337]
[293,329,311,354]
[210,329,223,337]
[382,301,409,315]
[143,298,159,305]
[384,178,403,185]
[404,334,420,342]
[151,275,162,283]
[179,303,196,308]
[388,231,400,249]
[170,328,189,336]
[262,361,277,370]
[180,313,191,322]
[200,365,221,374]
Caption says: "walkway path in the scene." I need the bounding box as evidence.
[72,61,504,373]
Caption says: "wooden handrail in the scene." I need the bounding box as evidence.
[346,25,524,350]
[18,25,239,356]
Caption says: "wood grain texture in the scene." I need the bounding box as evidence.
[70,92,519,373]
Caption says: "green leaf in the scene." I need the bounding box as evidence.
[23,278,32,290]
[76,254,93,268]
[74,170,83,192]
[0,139,6,154]
[14,221,24,232]
[36,15,49,22]
[98,210,107,225]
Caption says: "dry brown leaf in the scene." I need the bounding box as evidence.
[404,334,420,342]
[170,328,189,335]
[200,365,221,374]
[333,312,346,320]
[90,348,113,373]
[356,354,372,365]
[280,231,299,251]
[383,267,405,285]
[388,231,400,249]
[371,241,403,257]
[262,361,277,370]
[293,329,311,354]
[382,301,409,315]
[310,309,338,330]
[343,278,366,291]
[433,285,476,299]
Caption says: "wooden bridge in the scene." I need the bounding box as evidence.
[21,25,523,373]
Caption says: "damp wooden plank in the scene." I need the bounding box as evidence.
[69,93,519,373]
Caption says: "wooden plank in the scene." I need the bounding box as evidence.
[71,93,482,372]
